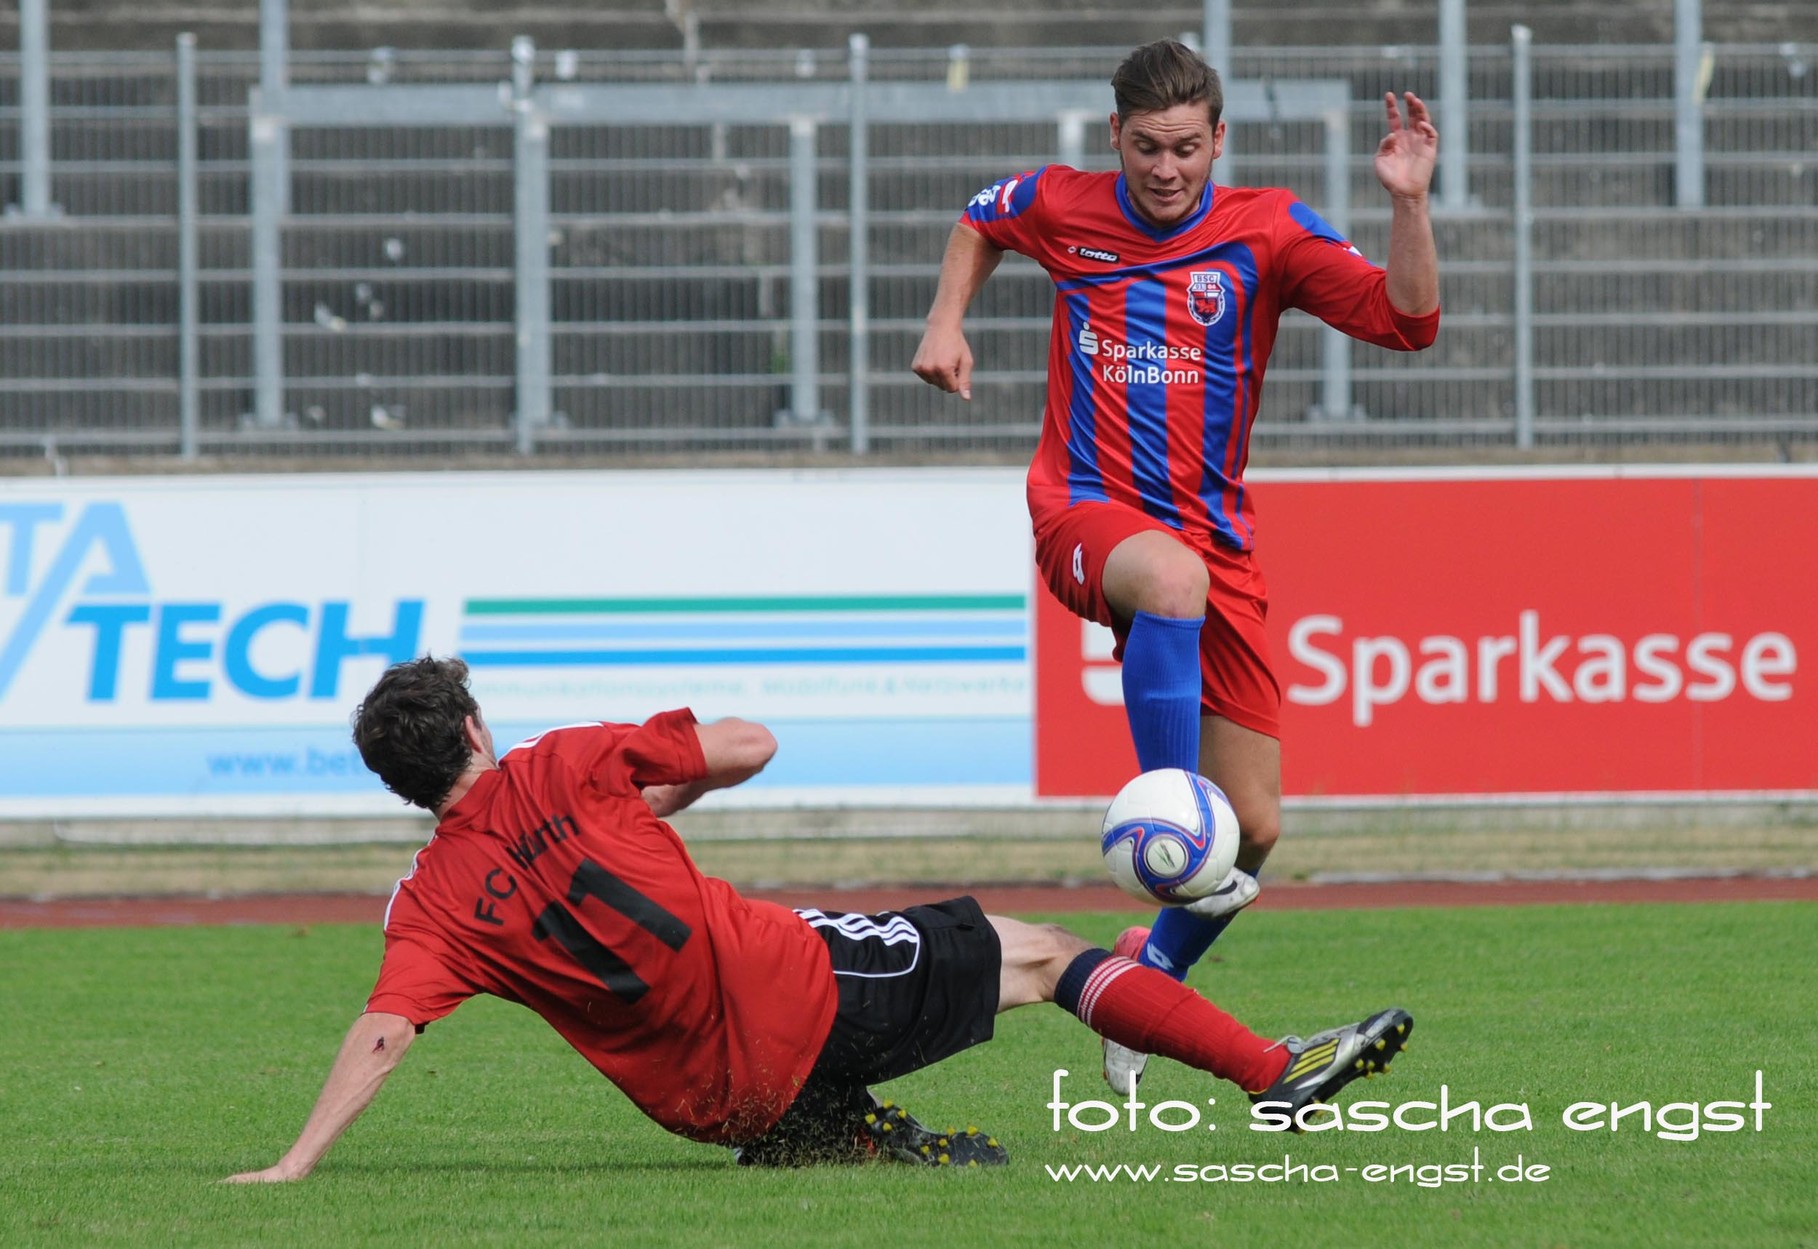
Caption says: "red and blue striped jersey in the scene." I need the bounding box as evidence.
[963,166,1438,551]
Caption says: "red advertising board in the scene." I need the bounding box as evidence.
[1034,471,1818,799]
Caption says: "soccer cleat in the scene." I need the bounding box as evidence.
[1249,1008,1414,1127]
[1101,926,1153,1094]
[1181,866,1260,920]
[863,1099,1008,1168]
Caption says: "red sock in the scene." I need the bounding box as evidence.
[1058,951,1289,1093]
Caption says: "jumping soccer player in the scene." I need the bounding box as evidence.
[225,657,1411,1180]
[911,38,1439,1091]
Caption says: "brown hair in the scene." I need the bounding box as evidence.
[1111,38,1223,126]
[351,655,480,811]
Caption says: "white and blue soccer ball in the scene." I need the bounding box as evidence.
[1100,768,1241,905]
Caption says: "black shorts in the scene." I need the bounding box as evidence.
[735,896,1001,1163]
[805,895,1002,1085]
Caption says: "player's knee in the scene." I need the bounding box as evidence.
[1105,535,1209,620]
[996,918,1093,1006]
[1044,921,1094,961]
[1140,559,1210,619]
[1028,923,1093,997]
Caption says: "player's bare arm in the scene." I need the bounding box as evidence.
[911,223,1004,400]
[223,1012,417,1183]
[642,716,777,817]
[1376,91,1440,316]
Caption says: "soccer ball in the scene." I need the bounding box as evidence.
[1100,768,1241,905]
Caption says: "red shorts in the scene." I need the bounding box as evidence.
[1032,499,1281,738]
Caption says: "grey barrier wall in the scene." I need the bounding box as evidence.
[1,39,1815,462]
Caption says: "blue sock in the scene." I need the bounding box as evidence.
[1140,881,1256,981]
[1120,609,1220,979]
[1121,610,1203,773]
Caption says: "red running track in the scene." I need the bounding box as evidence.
[2,876,1813,929]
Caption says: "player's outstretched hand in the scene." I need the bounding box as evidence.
[1375,91,1438,200]
[911,324,975,401]
[223,1165,302,1183]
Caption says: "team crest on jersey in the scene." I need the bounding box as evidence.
[1187,271,1227,327]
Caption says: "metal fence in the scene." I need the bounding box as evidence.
[1,37,1815,463]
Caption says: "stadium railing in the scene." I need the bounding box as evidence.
[0,38,1813,465]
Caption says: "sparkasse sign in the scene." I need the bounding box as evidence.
[1034,469,1818,799]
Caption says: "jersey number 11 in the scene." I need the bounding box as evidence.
[532,857,693,1005]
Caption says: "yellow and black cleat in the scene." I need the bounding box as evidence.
[1250,1007,1416,1132]
[861,1097,1009,1168]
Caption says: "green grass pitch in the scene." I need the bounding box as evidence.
[2,901,1812,1248]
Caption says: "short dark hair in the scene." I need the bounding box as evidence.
[1111,38,1223,126]
[352,656,480,811]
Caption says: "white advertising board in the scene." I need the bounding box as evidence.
[0,470,1034,817]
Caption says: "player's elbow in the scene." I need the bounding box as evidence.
[358,1013,418,1070]
[718,719,778,775]
[741,722,778,774]
[1403,310,1440,351]
[1384,304,1440,351]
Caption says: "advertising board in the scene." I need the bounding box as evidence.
[1034,468,1817,800]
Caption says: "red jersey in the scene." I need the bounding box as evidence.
[366,710,839,1145]
[962,166,1439,551]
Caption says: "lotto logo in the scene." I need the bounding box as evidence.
[967,171,1038,221]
